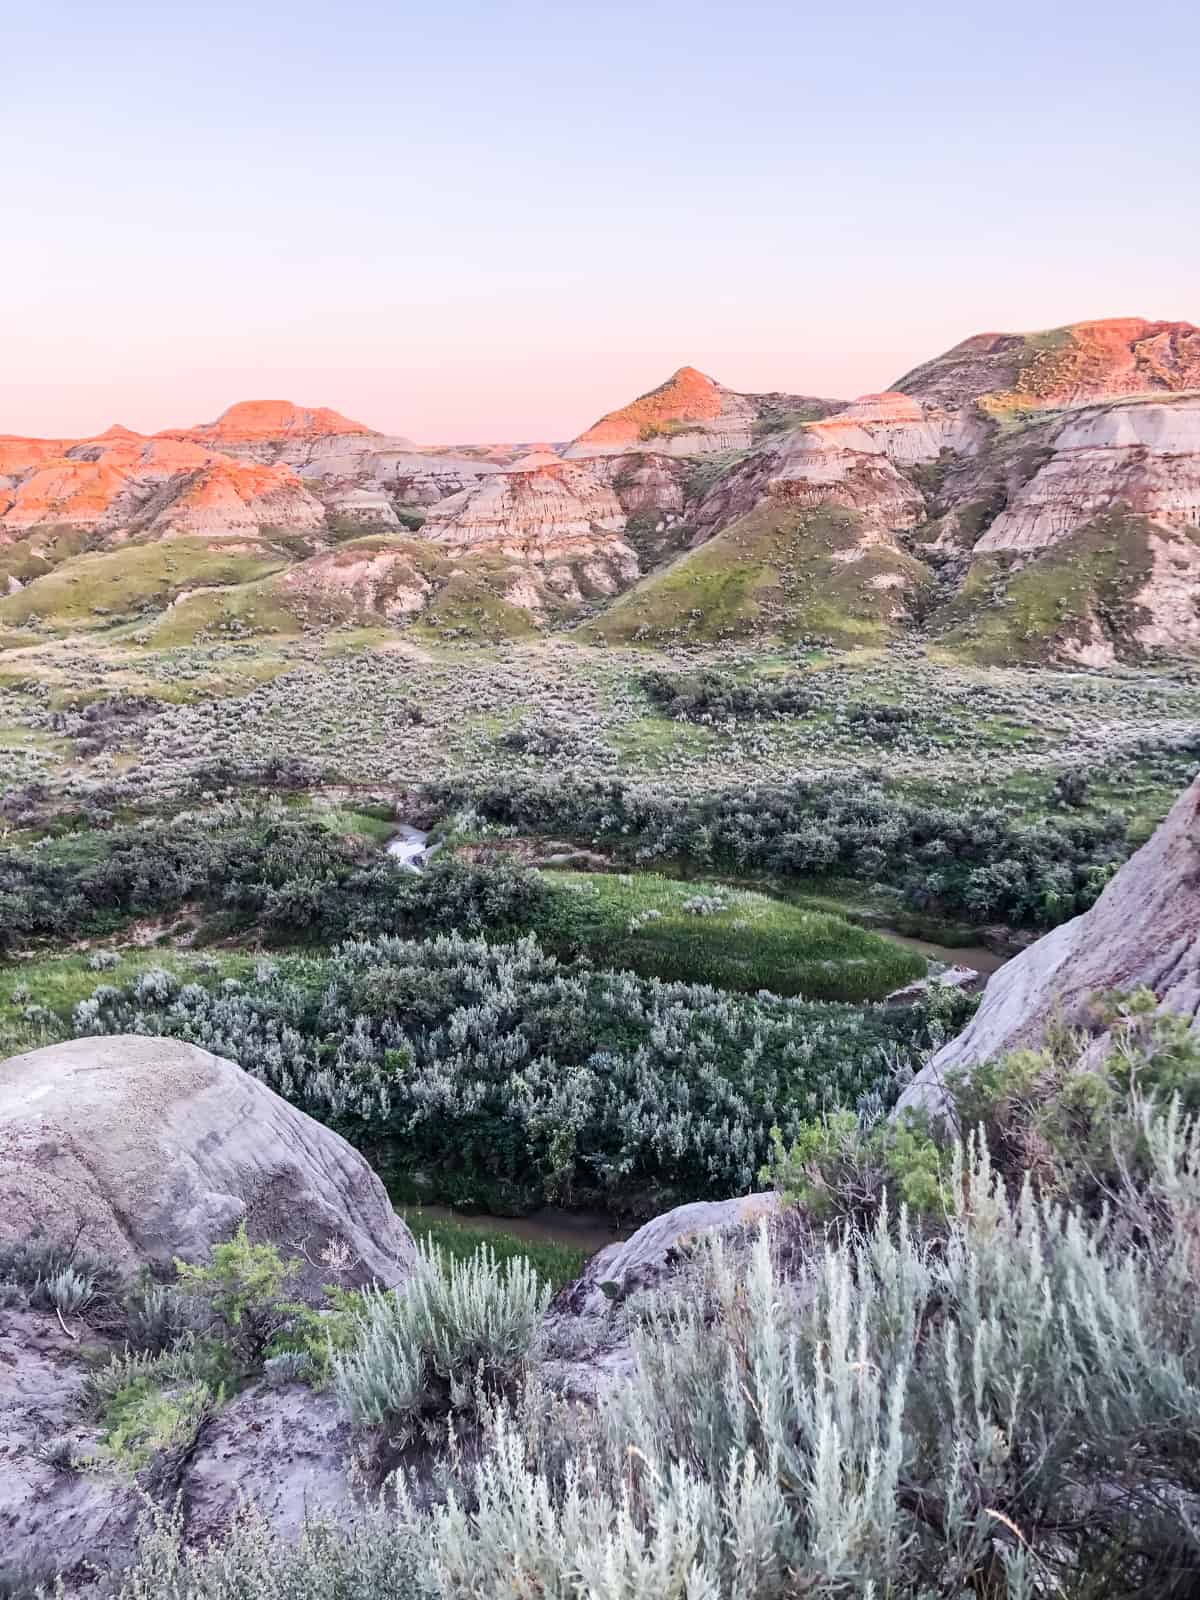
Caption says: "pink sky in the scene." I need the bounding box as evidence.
[3,0,1195,445]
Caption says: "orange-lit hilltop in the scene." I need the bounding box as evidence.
[159,400,378,462]
[0,410,331,539]
[564,366,842,457]
[2,319,1200,663]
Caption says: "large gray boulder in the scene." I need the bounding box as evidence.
[541,1192,780,1399]
[897,775,1200,1118]
[0,1035,416,1298]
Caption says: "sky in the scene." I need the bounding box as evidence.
[3,0,1197,444]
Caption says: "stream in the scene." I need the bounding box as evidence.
[402,1203,628,1252]
[386,824,431,870]
[876,929,1007,975]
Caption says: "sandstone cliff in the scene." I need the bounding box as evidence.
[896,774,1200,1118]
[422,458,625,549]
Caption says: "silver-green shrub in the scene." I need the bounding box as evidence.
[334,1239,550,1437]
[104,1099,1200,1596]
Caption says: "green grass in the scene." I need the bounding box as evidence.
[0,541,288,633]
[532,869,925,1001]
[400,1210,589,1289]
[935,510,1168,664]
[314,806,398,844]
[0,949,255,1057]
[581,501,933,647]
[147,573,307,645]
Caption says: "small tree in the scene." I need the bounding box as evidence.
[174,1223,300,1371]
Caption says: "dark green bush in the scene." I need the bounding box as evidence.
[428,774,1130,927]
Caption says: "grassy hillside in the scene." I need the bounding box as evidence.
[581,500,933,646]
[0,525,100,593]
[933,511,1176,664]
[0,539,288,634]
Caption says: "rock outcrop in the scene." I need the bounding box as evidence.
[895,318,1200,414]
[0,1309,142,1588]
[974,395,1200,553]
[0,430,325,542]
[422,458,625,548]
[542,1192,780,1399]
[565,367,843,459]
[896,775,1200,1117]
[0,1035,416,1298]
[689,391,987,544]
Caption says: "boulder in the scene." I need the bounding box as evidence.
[541,1192,779,1400]
[885,965,987,1006]
[896,776,1200,1118]
[0,1035,416,1299]
[180,1383,356,1546]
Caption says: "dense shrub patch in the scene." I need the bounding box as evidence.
[431,775,1129,926]
[0,804,546,954]
[72,933,950,1218]
[640,667,814,721]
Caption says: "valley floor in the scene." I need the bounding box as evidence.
[2,632,1197,820]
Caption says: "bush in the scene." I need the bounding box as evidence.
[764,988,1200,1232]
[0,1230,122,1314]
[334,1239,549,1435]
[429,773,1131,928]
[173,1223,301,1372]
[641,667,814,722]
[75,931,942,1217]
[110,1109,1200,1597]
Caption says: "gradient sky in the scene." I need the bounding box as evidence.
[4,0,1197,444]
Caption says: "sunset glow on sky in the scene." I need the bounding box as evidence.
[4,0,1197,444]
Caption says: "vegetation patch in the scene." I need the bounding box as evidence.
[936,510,1172,664]
[582,501,932,646]
[534,869,925,1000]
[0,541,288,635]
[70,933,947,1217]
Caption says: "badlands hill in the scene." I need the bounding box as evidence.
[2,317,1199,658]
[563,365,844,457]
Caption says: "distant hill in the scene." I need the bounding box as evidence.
[3,320,1199,662]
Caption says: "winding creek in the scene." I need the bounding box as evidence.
[386,824,432,869]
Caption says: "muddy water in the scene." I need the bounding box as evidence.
[402,1203,629,1253]
[878,930,1007,975]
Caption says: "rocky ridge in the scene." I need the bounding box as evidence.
[3,317,1200,652]
[564,366,843,458]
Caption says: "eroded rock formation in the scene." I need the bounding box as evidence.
[896,774,1200,1117]
[565,366,843,459]
[3,317,1200,650]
